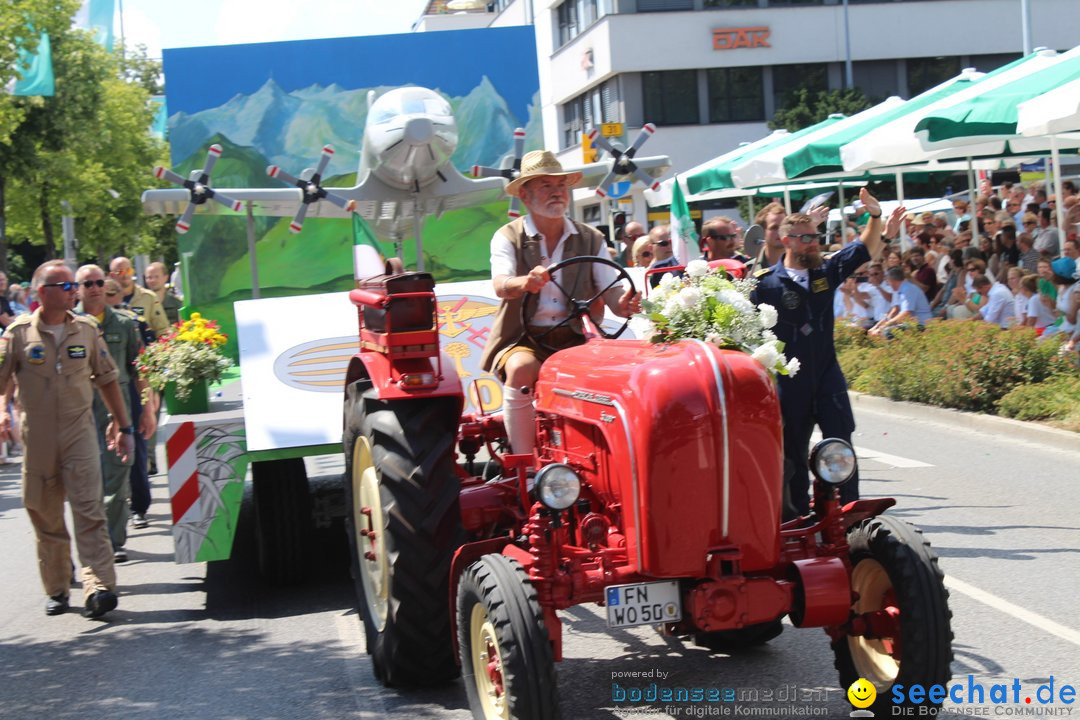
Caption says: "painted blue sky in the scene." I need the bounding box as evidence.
[163,26,539,121]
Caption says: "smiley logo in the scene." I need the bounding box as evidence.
[847,678,877,709]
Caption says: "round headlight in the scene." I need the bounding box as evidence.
[809,438,857,486]
[534,463,581,511]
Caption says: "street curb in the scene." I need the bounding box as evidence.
[848,391,1078,454]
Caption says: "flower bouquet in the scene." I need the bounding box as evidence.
[138,312,233,407]
[629,260,799,377]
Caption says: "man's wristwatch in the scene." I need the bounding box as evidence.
[119,425,135,435]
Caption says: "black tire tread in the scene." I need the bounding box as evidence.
[251,457,311,585]
[833,514,954,714]
[343,380,463,687]
[458,554,559,720]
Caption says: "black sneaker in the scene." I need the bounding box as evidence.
[113,547,128,563]
[83,589,118,619]
[131,514,149,529]
[149,461,159,475]
[45,594,69,616]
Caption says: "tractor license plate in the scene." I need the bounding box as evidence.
[605,581,682,628]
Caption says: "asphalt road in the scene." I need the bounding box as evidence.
[0,400,1077,720]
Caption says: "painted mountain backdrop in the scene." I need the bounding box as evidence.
[168,76,542,180]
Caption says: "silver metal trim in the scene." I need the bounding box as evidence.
[611,397,644,570]
[690,340,730,538]
[553,387,615,406]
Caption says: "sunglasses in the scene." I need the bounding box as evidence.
[652,240,671,247]
[709,233,738,241]
[640,251,653,259]
[787,233,824,244]
[41,281,78,291]
[81,279,106,288]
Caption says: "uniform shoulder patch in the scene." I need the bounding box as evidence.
[6,315,31,332]
[754,267,773,278]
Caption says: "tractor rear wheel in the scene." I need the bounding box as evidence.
[343,380,463,687]
[832,515,953,715]
[457,554,559,720]
[251,457,311,584]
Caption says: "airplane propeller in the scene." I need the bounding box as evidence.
[152,144,244,234]
[267,145,358,233]
[588,123,661,198]
[472,127,526,218]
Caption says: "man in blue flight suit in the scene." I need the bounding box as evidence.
[750,189,903,520]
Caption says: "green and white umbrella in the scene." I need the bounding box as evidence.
[729,101,906,189]
[915,45,1080,150]
[648,130,790,205]
[1016,76,1080,137]
[782,70,983,180]
[684,115,845,197]
[841,50,1070,172]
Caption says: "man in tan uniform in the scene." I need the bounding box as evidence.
[76,264,156,562]
[0,260,135,618]
[109,256,169,339]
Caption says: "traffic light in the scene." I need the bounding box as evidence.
[611,211,627,241]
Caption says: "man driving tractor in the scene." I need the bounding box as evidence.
[480,150,641,456]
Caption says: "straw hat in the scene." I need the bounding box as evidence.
[504,150,583,198]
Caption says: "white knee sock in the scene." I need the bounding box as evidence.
[502,386,535,456]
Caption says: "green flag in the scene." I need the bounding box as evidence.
[11,33,54,97]
[352,215,386,280]
[669,177,698,264]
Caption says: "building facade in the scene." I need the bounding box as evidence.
[417,0,1075,222]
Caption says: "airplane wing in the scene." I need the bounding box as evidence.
[571,154,671,191]
[141,167,505,223]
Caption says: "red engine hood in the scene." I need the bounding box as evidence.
[535,338,783,577]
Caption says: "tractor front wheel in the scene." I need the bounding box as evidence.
[343,380,463,686]
[832,515,953,715]
[457,554,559,720]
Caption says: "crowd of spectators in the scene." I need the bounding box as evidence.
[831,179,1080,358]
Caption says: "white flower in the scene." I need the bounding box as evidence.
[677,286,702,310]
[761,329,776,342]
[719,289,753,314]
[705,332,723,346]
[785,357,801,376]
[752,342,780,370]
[758,303,778,329]
[628,315,655,340]
[657,272,680,291]
[685,259,710,278]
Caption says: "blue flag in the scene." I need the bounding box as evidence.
[11,33,55,97]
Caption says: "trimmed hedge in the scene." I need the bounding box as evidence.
[836,321,1078,421]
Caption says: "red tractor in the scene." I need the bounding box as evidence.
[341,257,952,720]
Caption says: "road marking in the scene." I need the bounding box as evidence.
[334,613,387,718]
[945,575,1080,648]
[811,432,933,468]
[855,445,932,468]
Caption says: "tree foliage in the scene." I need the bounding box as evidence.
[769,88,874,133]
[1,6,171,280]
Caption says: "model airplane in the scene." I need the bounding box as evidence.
[142,85,670,269]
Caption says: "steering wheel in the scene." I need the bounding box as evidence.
[522,255,637,353]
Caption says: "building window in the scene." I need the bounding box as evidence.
[556,0,607,47]
[561,80,621,149]
[704,0,758,6]
[767,0,825,5]
[907,56,961,96]
[853,60,899,102]
[707,66,764,122]
[637,0,693,10]
[643,70,699,126]
[772,63,827,111]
